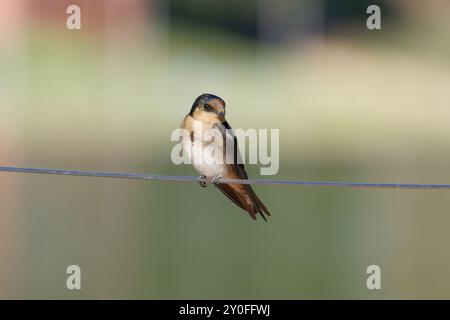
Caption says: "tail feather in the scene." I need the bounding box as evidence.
[217,184,257,220]
[216,182,271,221]
[246,186,271,221]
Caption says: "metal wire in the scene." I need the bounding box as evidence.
[1,165,450,190]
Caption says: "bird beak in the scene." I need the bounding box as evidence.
[216,107,225,117]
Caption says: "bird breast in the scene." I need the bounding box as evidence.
[183,133,225,178]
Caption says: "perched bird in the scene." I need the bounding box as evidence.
[180,93,271,221]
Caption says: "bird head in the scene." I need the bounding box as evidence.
[189,93,226,122]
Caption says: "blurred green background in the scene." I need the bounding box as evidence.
[1,0,450,299]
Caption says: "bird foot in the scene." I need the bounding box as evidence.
[197,175,208,188]
[212,175,223,187]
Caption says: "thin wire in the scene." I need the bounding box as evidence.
[1,165,450,190]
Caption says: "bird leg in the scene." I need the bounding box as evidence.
[197,175,208,188]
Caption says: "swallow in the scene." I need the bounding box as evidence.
[180,93,271,221]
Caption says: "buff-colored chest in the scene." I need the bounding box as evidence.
[181,115,226,178]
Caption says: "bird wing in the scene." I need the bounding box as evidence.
[214,121,271,221]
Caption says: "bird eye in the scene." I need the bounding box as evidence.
[204,104,212,111]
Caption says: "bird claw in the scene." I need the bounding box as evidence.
[212,175,222,187]
[197,175,208,188]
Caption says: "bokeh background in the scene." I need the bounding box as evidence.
[1,0,450,299]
